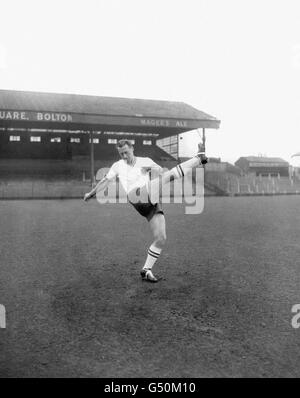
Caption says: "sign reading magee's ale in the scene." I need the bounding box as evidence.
[140,119,188,128]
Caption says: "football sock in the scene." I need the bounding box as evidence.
[143,244,162,270]
[161,156,201,183]
[148,154,204,204]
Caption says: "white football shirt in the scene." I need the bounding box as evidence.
[106,157,162,194]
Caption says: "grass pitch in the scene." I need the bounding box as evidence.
[0,196,300,377]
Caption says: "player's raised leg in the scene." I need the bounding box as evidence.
[141,213,166,283]
[148,142,207,204]
[161,142,207,184]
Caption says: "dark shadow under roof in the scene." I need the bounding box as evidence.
[0,89,220,136]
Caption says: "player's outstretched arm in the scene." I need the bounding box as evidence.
[83,177,110,202]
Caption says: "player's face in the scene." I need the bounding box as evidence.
[117,145,134,163]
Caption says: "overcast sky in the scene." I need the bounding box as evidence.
[0,0,300,164]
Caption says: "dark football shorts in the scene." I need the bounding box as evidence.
[130,200,164,221]
[127,184,164,221]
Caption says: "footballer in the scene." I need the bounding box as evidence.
[84,139,207,282]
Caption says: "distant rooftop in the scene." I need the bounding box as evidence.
[237,156,289,164]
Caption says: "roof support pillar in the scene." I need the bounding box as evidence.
[202,128,206,150]
[90,131,95,187]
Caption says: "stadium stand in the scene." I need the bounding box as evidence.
[0,141,176,181]
[0,89,222,199]
[204,170,300,196]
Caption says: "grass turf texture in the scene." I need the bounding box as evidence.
[0,196,300,377]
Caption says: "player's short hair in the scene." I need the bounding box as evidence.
[116,139,134,149]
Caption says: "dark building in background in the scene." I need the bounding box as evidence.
[235,156,290,177]
[0,89,220,182]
